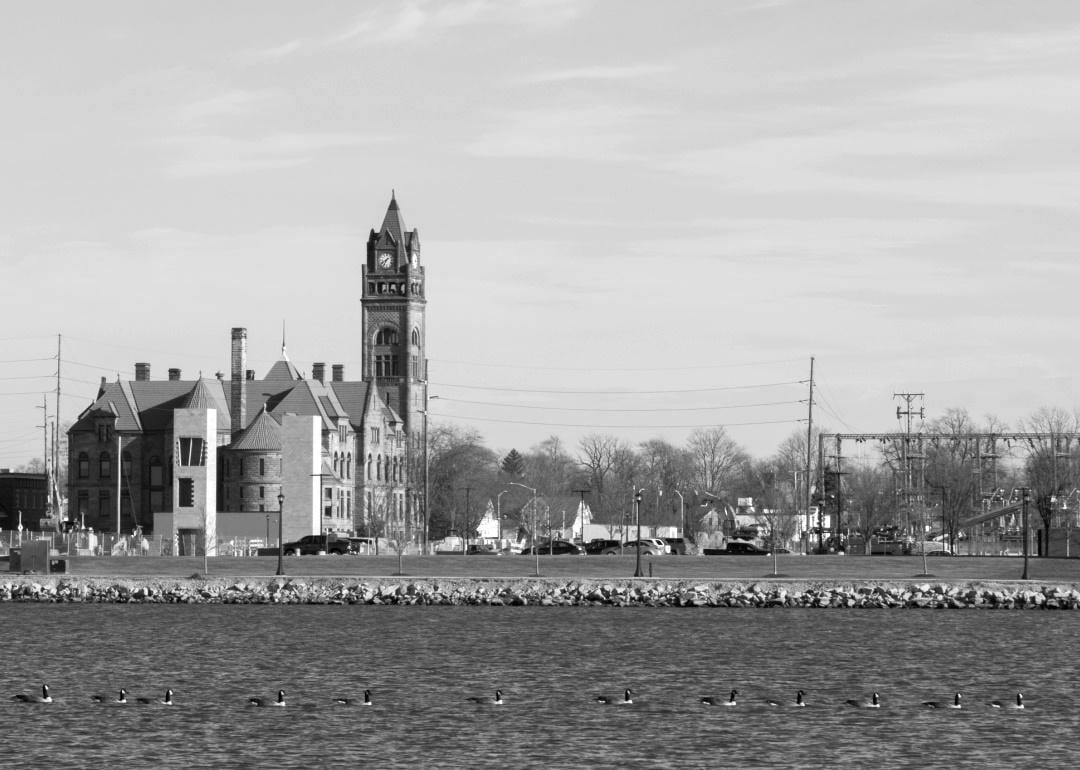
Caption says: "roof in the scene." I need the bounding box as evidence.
[372,193,419,266]
[229,407,283,451]
[263,359,302,383]
[182,379,217,410]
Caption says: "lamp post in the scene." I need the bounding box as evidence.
[276,491,285,576]
[509,481,538,577]
[497,489,509,544]
[1020,486,1031,580]
[674,489,685,541]
[633,488,644,577]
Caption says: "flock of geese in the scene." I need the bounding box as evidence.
[11,683,1026,711]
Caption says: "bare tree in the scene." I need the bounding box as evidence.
[845,465,896,555]
[686,427,745,494]
[1021,406,1079,554]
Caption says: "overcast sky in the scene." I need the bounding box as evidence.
[3,0,1080,470]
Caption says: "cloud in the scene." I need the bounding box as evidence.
[175,89,279,126]
[159,131,389,177]
[465,103,656,161]
[236,39,304,63]
[519,63,674,85]
[329,0,584,46]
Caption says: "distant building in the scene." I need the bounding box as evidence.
[0,469,48,530]
[66,194,428,545]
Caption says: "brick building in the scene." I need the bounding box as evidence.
[66,194,428,544]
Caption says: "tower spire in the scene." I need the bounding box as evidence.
[281,320,288,361]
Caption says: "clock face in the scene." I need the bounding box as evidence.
[378,252,393,269]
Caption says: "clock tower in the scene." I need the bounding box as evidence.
[362,192,426,441]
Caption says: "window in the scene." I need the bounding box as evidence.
[178,478,195,508]
[366,454,372,480]
[98,489,110,518]
[259,458,265,476]
[259,486,265,499]
[375,354,400,377]
[411,328,420,346]
[375,328,399,345]
[78,452,89,479]
[99,451,111,479]
[224,458,230,477]
[346,453,352,480]
[178,437,205,466]
[376,454,382,480]
[122,451,132,479]
[77,490,88,516]
[371,427,379,444]
[149,457,163,487]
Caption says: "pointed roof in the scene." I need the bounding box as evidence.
[264,359,302,382]
[229,406,282,451]
[182,378,217,410]
[372,191,419,265]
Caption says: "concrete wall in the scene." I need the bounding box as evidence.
[281,413,320,542]
[170,408,217,554]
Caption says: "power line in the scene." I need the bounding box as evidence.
[430,379,804,396]
[436,396,804,412]
[429,356,806,373]
[0,357,54,364]
[428,412,803,429]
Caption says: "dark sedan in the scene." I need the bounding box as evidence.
[521,540,585,555]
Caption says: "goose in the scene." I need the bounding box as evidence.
[249,689,286,707]
[137,689,174,706]
[92,688,127,704]
[768,690,805,707]
[13,684,52,704]
[702,689,738,706]
[991,692,1024,709]
[596,688,633,705]
[923,692,962,709]
[467,689,504,705]
[335,689,372,706]
[846,692,880,708]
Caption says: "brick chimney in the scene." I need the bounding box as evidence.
[135,362,150,381]
[332,364,344,382]
[231,327,247,440]
[312,363,326,384]
[168,368,181,381]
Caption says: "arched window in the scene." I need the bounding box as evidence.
[375,328,399,345]
[78,452,89,479]
[99,451,112,479]
[346,453,352,480]
[366,454,372,480]
[376,454,382,481]
[384,456,391,482]
[411,328,420,346]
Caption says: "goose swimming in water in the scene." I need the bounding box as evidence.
[92,688,127,704]
[334,689,372,706]
[767,690,805,707]
[702,689,738,706]
[990,692,1024,709]
[596,688,633,705]
[249,689,286,707]
[137,689,174,706]
[13,684,52,704]
[467,689,504,705]
[846,692,880,708]
[923,692,962,709]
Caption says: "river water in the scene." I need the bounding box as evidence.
[2,605,1075,769]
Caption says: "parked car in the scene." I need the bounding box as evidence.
[282,534,356,556]
[585,539,623,555]
[521,540,585,555]
[663,537,687,555]
[912,541,953,556]
[623,539,666,556]
[466,543,498,555]
[702,540,770,555]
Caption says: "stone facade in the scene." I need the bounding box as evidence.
[67,194,421,542]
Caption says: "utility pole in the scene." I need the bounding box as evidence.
[804,356,815,555]
[1019,486,1031,579]
[894,393,925,538]
[459,486,472,553]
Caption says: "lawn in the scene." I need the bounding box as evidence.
[54,553,1080,582]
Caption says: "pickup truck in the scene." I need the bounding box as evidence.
[703,541,770,555]
[281,534,356,556]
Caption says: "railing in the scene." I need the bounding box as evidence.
[0,529,281,558]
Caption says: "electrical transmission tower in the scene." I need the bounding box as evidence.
[894,393,925,536]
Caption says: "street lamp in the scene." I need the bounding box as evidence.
[509,481,538,577]
[633,488,644,577]
[1020,486,1032,580]
[673,489,685,542]
[276,491,285,576]
[497,489,509,544]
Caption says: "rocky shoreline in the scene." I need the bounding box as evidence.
[3,576,1080,608]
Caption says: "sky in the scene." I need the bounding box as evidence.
[3,0,1080,471]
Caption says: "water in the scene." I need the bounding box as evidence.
[2,606,1077,769]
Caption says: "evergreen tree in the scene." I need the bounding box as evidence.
[500,448,526,479]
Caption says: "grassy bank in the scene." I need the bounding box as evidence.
[50,553,1080,582]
